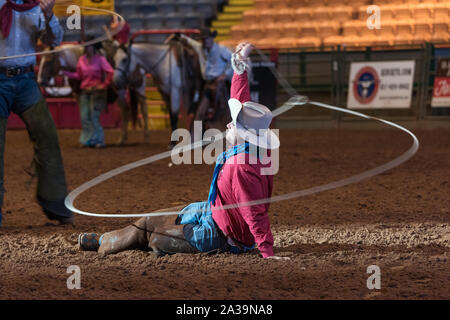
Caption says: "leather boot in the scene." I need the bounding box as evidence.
[98,215,197,256]
[19,98,73,224]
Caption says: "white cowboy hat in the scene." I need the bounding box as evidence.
[228,98,280,150]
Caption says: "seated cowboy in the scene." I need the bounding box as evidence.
[0,0,73,226]
[78,43,288,260]
[178,29,233,129]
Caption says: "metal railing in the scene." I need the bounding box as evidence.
[260,43,450,126]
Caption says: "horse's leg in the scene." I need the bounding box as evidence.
[184,87,196,133]
[139,94,149,143]
[137,85,149,143]
[170,86,181,132]
[98,215,196,256]
[166,86,181,149]
[186,111,195,133]
[116,88,129,145]
[194,92,210,136]
[215,80,231,130]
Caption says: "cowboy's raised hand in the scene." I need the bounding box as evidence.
[240,43,254,59]
[40,0,55,20]
[235,42,247,54]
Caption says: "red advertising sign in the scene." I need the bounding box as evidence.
[432,58,450,107]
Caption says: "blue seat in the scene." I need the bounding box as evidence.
[128,18,146,31]
[184,12,205,29]
[116,1,137,16]
[195,1,217,19]
[63,31,81,43]
[158,3,177,15]
[176,2,196,14]
[138,3,158,15]
[164,13,185,29]
[128,13,144,19]
[81,16,104,34]
[144,15,165,29]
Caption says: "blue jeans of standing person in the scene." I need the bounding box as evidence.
[78,90,106,147]
[0,71,72,226]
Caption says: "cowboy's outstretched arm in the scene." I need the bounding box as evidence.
[230,71,250,104]
[39,0,63,47]
[230,42,253,103]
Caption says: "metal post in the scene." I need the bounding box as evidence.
[365,46,372,61]
[299,49,306,88]
[418,43,432,120]
[336,46,344,128]
[80,13,85,42]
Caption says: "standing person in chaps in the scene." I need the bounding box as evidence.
[78,43,289,261]
[0,0,73,226]
[64,37,114,148]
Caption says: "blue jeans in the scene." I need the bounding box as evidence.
[0,72,42,117]
[78,90,106,146]
[178,201,255,254]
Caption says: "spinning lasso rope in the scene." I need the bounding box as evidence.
[62,49,419,218]
[1,7,418,218]
[0,6,125,61]
[0,5,417,217]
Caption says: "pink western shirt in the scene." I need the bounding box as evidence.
[211,71,275,258]
[64,54,114,90]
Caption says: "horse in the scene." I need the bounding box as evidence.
[113,40,204,148]
[168,35,204,134]
[37,44,83,99]
[167,34,232,133]
[102,39,149,144]
[38,41,149,145]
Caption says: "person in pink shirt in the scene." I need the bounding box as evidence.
[77,43,288,261]
[64,37,114,148]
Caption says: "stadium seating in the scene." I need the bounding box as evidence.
[221,0,450,49]
[62,0,226,42]
[59,0,450,48]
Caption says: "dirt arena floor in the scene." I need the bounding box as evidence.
[0,126,448,300]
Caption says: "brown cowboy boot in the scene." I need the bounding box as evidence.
[97,215,197,256]
[19,98,73,224]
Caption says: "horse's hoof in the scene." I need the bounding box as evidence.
[116,138,127,146]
